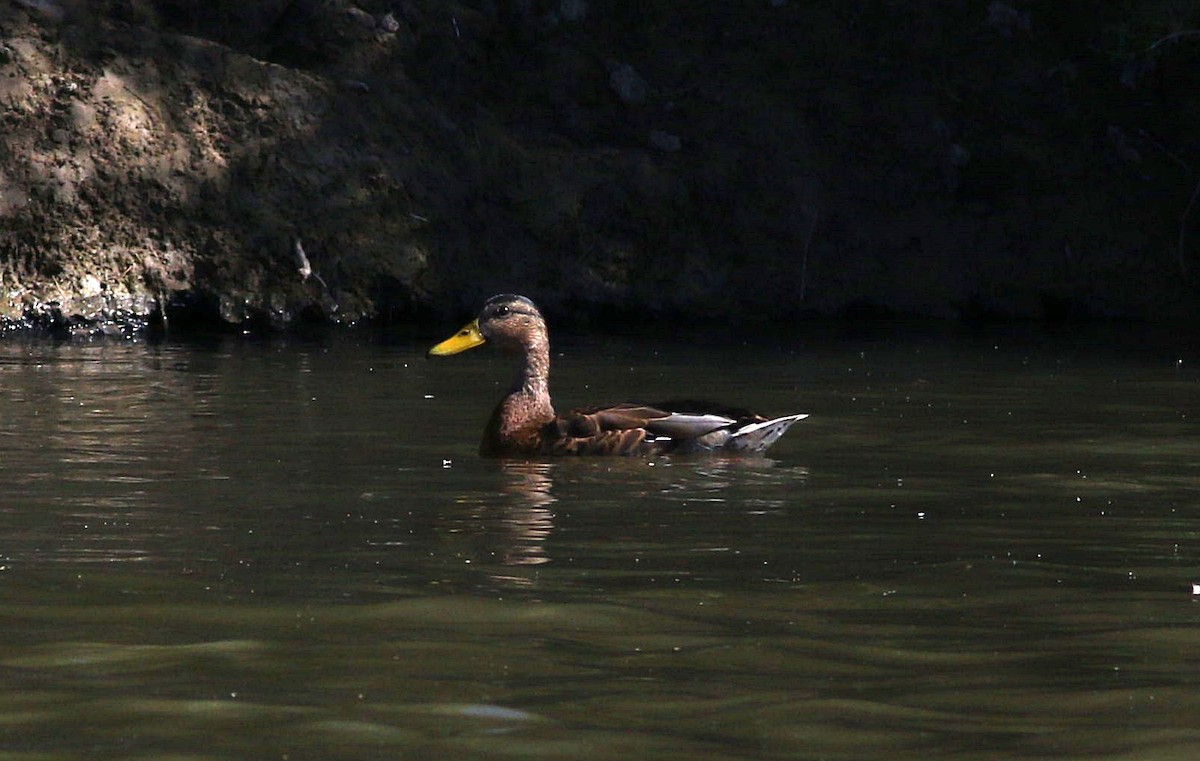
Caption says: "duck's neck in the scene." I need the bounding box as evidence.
[500,332,555,432]
[516,333,554,415]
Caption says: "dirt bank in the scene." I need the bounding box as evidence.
[1,0,1197,334]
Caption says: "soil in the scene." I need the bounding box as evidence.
[1,0,1198,334]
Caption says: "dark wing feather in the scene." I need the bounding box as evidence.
[559,403,672,436]
[544,427,653,456]
[539,403,670,456]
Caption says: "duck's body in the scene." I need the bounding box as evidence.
[428,295,807,457]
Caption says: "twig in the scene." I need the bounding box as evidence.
[1142,29,1200,55]
[1179,177,1200,278]
[293,238,328,290]
[1134,128,1191,174]
[120,82,160,120]
[798,206,818,303]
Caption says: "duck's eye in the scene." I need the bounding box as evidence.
[495,305,511,317]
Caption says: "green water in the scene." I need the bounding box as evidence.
[0,326,1197,760]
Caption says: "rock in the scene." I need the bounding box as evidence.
[560,0,587,23]
[1106,125,1141,166]
[986,1,1031,37]
[379,12,401,33]
[947,143,970,167]
[609,63,649,105]
[345,6,377,30]
[14,0,66,24]
[69,101,97,131]
[648,130,681,153]
[79,275,103,297]
[942,143,971,193]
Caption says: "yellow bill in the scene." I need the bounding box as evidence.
[427,319,486,356]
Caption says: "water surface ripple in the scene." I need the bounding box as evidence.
[0,328,1197,760]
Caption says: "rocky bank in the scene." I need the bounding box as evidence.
[1,0,1197,334]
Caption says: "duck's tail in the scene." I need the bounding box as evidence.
[724,413,809,453]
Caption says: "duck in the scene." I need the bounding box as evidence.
[426,294,808,457]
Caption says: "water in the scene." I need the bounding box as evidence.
[0,326,1197,760]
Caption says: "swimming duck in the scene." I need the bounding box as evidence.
[427,294,807,457]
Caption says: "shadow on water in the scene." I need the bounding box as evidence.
[0,330,1198,760]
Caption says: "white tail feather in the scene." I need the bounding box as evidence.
[726,414,809,452]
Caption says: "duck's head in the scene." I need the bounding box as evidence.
[427,294,546,357]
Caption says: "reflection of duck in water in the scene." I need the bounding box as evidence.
[428,294,807,457]
[501,460,556,509]
[494,461,556,569]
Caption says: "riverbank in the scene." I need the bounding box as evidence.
[2,1,1197,335]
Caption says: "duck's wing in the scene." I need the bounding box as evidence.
[543,403,716,456]
[543,426,655,456]
[543,403,665,456]
[575,403,673,434]
[549,401,806,455]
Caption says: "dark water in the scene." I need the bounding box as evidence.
[1,326,1197,760]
